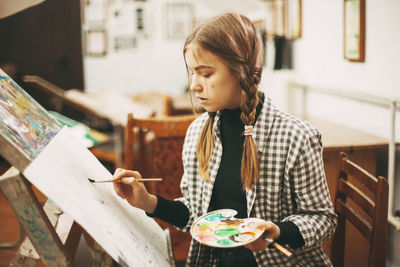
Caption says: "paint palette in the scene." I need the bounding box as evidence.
[190,209,264,248]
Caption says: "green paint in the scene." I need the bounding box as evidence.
[17,180,22,191]
[214,229,240,237]
[217,239,235,246]
[16,204,59,260]
[197,223,209,228]
[43,255,56,260]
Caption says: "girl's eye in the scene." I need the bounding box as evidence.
[203,73,212,78]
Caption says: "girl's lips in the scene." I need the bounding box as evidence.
[197,97,208,104]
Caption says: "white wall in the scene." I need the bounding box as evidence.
[84,0,188,95]
[83,0,265,95]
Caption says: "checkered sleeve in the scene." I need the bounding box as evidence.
[284,130,337,249]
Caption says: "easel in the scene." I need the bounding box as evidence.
[0,167,114,266]
[0,141,175,267]
[0,69,176,267]
[0,124,114,266]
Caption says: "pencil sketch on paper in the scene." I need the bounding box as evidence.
[0,69,61,160]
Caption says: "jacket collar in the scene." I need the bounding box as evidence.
[253,94,276,153]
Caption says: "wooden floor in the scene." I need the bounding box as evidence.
[0,189,24,267]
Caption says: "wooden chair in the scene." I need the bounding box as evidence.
[331,152,389,267]
[124,113,197,263]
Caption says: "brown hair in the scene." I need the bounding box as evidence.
[184,13,263,189]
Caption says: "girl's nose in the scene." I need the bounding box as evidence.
[190,75,202,92]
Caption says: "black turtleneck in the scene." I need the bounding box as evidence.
[208,102,262,218]
[147,92,304,249]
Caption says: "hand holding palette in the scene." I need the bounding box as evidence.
[190,209,265,248]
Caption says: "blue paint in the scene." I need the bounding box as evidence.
[205,214,221,221]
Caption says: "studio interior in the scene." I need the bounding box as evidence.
[0,0,399,266]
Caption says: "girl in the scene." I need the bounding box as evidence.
[113,12,337,266]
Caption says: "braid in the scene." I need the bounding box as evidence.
[239,64,259,125]
[240,79,260,189]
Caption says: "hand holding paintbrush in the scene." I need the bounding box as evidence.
[245,221,293,257]
[110,168,159,214]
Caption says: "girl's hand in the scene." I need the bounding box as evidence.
[244,221,280,251]
[112,168,157,214]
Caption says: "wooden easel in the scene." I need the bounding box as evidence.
[0,70,175,267]
[0,167,114,267]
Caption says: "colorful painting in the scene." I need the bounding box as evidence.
[0,69,61,160]
[344,0,365,62]
[190,209,264,248]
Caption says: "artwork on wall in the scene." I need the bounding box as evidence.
[344,0,365,62]
[272,0,285,37]
[265,0,302,40]
[285,0,302,40]
[82,0,108,24]
[0,69,61,160]
[106,1,152,52]
[114,36,137,51]
[164,3,194,39]
[264,1,274,39]
[85,29,108,56]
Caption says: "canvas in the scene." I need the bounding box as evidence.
[0,69,61,160]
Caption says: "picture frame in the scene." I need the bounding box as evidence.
[264,1,274,39]
[164,3,194,39]
[343,0,365,62]
[85,29,107,57]
[272,0,285,37]
[82,0,108,25]
[285,0,302,40]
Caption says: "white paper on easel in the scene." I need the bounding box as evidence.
[23,126,170,267]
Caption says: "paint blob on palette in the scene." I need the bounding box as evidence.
[190,209,264,248]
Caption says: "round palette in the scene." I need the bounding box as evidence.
[190,209,265,248]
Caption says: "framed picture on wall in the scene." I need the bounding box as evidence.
[272,0,285,37]
[285,0,302,40]
[82,0,108,24]
[264,1,276,41]
[85,29,107,57]
[164,3,194,39]
[344,0,365,62]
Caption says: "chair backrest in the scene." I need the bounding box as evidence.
[124,113,197,262]
[331,152,389,267]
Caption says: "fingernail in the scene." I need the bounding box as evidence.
[122,177,134,183]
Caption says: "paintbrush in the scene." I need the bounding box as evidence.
[264,238,293,257]
[88,178,162,183]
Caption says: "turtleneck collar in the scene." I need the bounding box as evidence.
[220,91,265,126]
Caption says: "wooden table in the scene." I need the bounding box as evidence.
[306,116,388,267]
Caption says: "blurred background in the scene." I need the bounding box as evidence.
[0,0,399,266]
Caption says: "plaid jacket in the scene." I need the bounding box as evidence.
[176,96,337,266]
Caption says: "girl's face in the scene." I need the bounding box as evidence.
[185,45,242,112]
